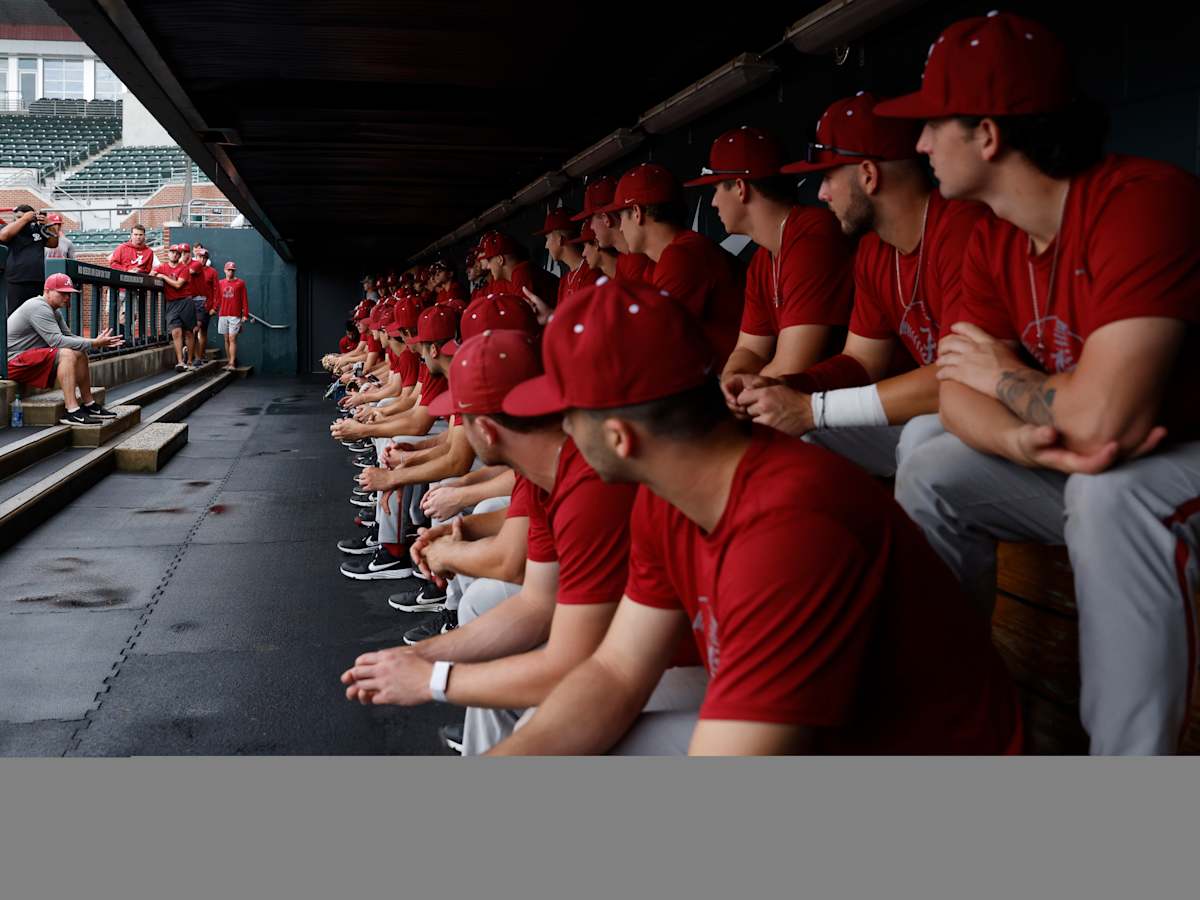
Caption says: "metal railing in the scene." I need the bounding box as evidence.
[43,257,171,358]
[0,95,123,117]
[1,245,8,379]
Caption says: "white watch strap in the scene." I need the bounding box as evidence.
[429,660,453,703]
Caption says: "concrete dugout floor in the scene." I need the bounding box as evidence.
[0,377,458,756]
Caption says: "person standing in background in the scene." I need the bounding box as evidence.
[1,205,58,314]
[42,215,75,260]
[192,245,220,365]
[217,260,249,371]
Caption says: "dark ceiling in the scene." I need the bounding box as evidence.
[49,0,824,268]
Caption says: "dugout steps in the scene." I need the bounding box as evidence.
[0,354,246,549]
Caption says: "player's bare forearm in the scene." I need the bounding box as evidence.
[721,345,768,379]
[995,366,1057,427]
[877,363,941,424]
[413,589,550,664]
[457,469,517,507]
[488,655,647,756]
[458,507,509,542]
[456,464,512,489]
[939,380,1027,462]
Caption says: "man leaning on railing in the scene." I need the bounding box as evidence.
[5,273,123,425]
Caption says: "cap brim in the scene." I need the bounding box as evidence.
[441,339,460,356]
[568,209,592,223]
[872,91,943,119]
[55,286,80,293]
[426,390,456,418]
[780,158,857,175]
[502,374,567,417]
[682,173,732,187]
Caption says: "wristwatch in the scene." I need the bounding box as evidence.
[429,660,454,703]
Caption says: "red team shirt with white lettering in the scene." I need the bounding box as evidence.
[525,438,639,606]
[110,242,156,274]
[850,191,989,365]
[741,205,854,338]
[624,427,1021,753]
[217,278,248,318]
[955,154,1200,436]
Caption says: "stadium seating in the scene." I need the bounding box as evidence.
[0,112,121,180]
[65,227,164,253]
[57,146,210,197]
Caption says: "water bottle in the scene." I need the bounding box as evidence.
[10,395,23,428]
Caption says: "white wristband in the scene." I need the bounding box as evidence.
[811,385,887,430]
[429,660,454,703]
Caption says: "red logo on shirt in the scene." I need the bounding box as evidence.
[1021,316,1082,373]
[692,596,720,675]
[898,300,938,365]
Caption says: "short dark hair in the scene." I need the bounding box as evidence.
[131,223,146,233]
[344,319,356,333]
[957,95,1109,179]
[582,378,731,441]
[640,200,687,229]
[14,203,34,214]
[464,410,561,433]
[721,175,797,206]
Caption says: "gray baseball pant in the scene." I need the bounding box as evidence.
[895,418,1200,755]
[372,419,447,544]
[803,415,946,477]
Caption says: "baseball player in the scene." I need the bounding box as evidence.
[684,127,853,384]
[487,279,1019,756]
[575,175,655,285]
[729,95,991,476]
[880,12,1200,754]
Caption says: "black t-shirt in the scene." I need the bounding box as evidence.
[2,220,47,283]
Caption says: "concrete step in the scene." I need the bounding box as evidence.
[0,425,72,480]
[20,387,110,426]
[70,405,141,448]
[0,379,15,430]
[205,348,220,360]
[219,365,254,378]
[115,422,188,473]
[110,360,223,408]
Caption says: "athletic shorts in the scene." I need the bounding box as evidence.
[7,347,59,389]
[166,297,198,331]
[217,316,243,335]
[194,296,212,328]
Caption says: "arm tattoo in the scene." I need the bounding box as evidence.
[996,369,1057,426]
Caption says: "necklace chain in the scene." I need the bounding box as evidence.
[771,210,790,308]
[893,195,931,314]
[1025,180,1071,359]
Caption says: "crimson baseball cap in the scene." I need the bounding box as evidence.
[571,176,618,222]
[535,208,577,236]
[180,243,191,253]
[597,163,683,215]
[446,292,538,352]
[44,273,80,294]
[391,297,422,330]
[782,92,922,174]
[684,127,788,187]
[568,220,597,246]
[410,305,460,346]
[503,278,714,416]
[45,213,63,225]
[873,12,1073,119]
[478,230,522,260]
[428,330,543,419]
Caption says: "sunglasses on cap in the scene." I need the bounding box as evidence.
[804,142,879,162]
[697,166,753,177]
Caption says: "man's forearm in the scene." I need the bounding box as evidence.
[877,363,940,424]
[488,655,647,756]
[435,533,523,583]
[444,647,577,710]
[457,469,516,508]
[721,345,768,379]
[456,465,512,489]
[414,591,549,663]
[387,443,471,487]
[939,381,1024,461]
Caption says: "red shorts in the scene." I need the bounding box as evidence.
[7,347,59,389]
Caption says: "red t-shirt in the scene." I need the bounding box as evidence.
[741,205,854,339]
[395,347,421,388]
[364,333,383,354]
[652,230,745,366]
[338,335,357,353]
[110,241,155,274]
[850,191,989,366]
[625,427,1020,753]
[615,252,655,285]
[184,258,207,297]
[154,261,192,301]
[198,265,220,312]
[419,369,449,413]
[216,278,249,318]
[525,437,638,606]
[509,260,560,306]
[507,472,534,519]
[385,347,404,374]
[558,260,602,305]
[956,154,1200,435]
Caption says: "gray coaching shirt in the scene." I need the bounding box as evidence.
[6,295,91,362]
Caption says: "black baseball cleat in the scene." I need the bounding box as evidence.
[337,528,380,555]
[438,723,464,755]
[352,452,376,469]
[340,545,413,580]
[84,402,118,419]
[354,510,376,528]
[349,492,377,508]
[402,608,458,645]
[388,580,449,612]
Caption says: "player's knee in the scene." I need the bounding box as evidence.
[1064,468,1141,528]
[895,432,969,512]
[57,347,79,365]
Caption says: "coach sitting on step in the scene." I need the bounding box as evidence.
[5,273,122,425]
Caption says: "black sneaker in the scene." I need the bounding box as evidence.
[60,407,103,426]
[174,363,187,372]
[340,545,412,580]
[349,492,377,509]
[352,453,376,469]
[354,510,376,528]
[403,608,458,645]
[337,530,380,555]
[341,438,368,450]
[438,723,464,755]
[85,402,118,419]
[389,580,449,612]
[351,485,371,498]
